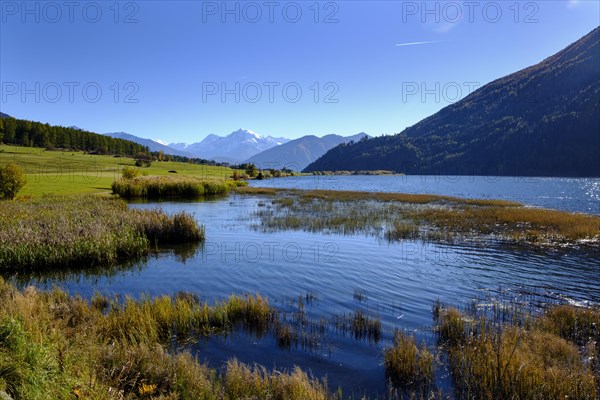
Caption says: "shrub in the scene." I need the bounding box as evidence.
[122,166,141,179]
[0,163,26,200]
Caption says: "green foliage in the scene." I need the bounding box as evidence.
[0,117,149,156]
[0,144,235,197]
[0,163,26,200]
[121,166,141,179]
[134,152,153,167]
[112,176,246,199]
[245,163,257,177]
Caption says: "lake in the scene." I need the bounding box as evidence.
[10,176,600,397]
[250,175,600,214]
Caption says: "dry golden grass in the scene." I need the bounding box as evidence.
[235,186,278,195]
[0,195,203,272]
[0,279,332,400]
[436,305,599,399]
[384,331,435,389]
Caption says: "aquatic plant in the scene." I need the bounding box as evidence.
[384,330,435,389]
[435,304,599,399]
[0,195,204,271]
[112,175,245,199]
[241,188,600,246]
[0,279,331,400]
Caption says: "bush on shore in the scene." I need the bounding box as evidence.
[112,176,246,199]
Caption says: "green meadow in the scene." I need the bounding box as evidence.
[0,145,234,197]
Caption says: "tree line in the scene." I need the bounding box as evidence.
[0,117,149,156]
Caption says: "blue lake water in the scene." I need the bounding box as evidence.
[250,175,600,214]
[10,176,600,396]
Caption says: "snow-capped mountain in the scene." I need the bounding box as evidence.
[169,129,290,163]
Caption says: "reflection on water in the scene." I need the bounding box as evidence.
[6,183,600,396]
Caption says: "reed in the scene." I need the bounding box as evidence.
[435,304,599,399]
[0,279,332,400]
[101,293,275,344]
[244,188,600,246]
[0,195,203,271]
[112,175,245,199]
[384,330,435,389]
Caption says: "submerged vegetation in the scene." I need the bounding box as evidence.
[0,195,203,271]
[112,175,246,199]
[237,187,600,246]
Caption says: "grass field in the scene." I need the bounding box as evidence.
[0,145,234,197]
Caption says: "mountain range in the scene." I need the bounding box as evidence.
[306,27,600,177]
[169,129,289,163]
[245,133,368,171]
[103,129,369,167]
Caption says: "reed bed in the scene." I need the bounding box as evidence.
[244,188,600,246]
[0,195,203,271]
[435,303,599,399]
[112,175,245,199]
[238,187,520,207]
[0,279,332,400]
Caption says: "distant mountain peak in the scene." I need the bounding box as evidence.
[153,138,169,146]
[167,129,291,163]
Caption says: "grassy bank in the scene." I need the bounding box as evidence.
[0,145,233,197]
[237,187,600,246]
[112,176,245,199]
[0,279,330,400]
[0,196,203,272]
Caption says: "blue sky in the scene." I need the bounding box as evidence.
[1,0,599,143]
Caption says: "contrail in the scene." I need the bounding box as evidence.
[395,40,443,47]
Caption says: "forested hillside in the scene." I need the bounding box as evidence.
[0,116,149,156]
[306,27,600,177]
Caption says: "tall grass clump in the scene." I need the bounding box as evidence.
[101,293,275,344]
[384,330,435,389]
[0,195,204,271]
[435,304,599,399]
[0,279,333,400]
[112,175,245,199]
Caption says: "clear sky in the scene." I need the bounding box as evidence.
[1,0,599,143]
